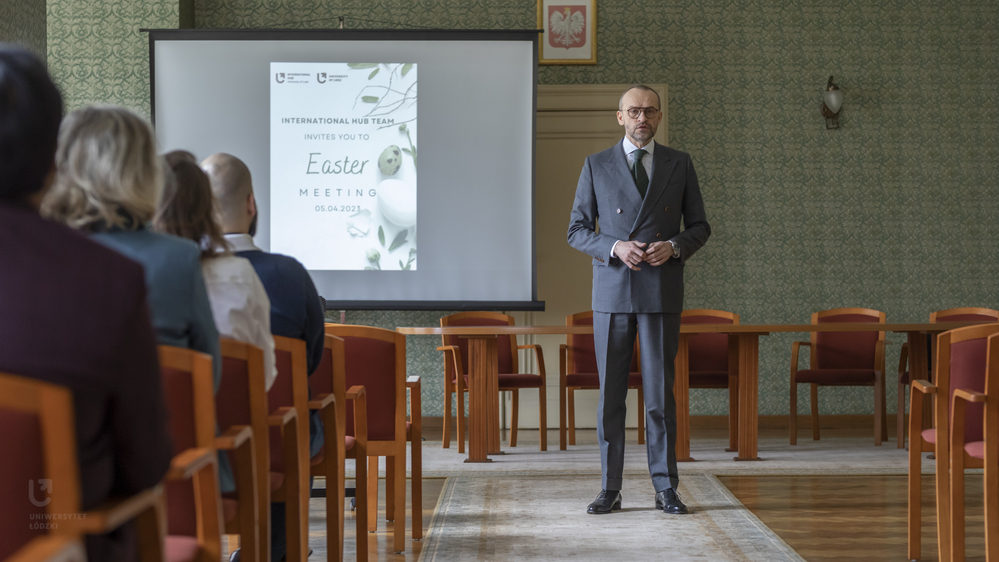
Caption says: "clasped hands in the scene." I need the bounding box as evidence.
[616,240,672,271]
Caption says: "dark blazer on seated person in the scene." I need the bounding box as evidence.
[0,201,173,560]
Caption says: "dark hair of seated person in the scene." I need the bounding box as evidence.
[0,44,64,200]
[154,150,230,258]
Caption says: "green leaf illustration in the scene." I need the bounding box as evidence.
[378,225,385,247]
[401,148,412,155]
[347,63,377,69]
[401,63,413,77]
[399,260,406,269]
[388,229,408,252]
[368,68,379,80]
[361,96,379,103]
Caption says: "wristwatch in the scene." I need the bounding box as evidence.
[668,240,680,258]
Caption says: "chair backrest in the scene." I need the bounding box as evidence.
[158,345,216,538]
[217,338,271,554]
[936,324,999,443]
[681,309,739,374]
[0,373,80,560]
[313,335,347,437]
[441,312,517,376]
[270,336,311,473]
[810,308,885,370]
[931,307,999,323]
[324,325,405,443]
[564,311,639,375]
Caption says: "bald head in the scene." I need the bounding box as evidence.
[201,153,254,233]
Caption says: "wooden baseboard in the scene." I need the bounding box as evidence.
[420,414,903,431]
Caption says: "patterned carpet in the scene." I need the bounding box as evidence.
[418,473,804,562]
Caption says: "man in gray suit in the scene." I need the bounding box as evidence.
[567,84,710,515]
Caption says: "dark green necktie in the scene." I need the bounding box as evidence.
[632,148,649,199]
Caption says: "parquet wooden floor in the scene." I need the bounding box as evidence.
[719,473,986,561]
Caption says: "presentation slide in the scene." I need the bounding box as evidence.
[150,30,539,309]
[270,62,418,271]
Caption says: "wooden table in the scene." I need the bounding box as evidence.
[397,322,986,463]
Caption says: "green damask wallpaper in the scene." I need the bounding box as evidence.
[47,0,180,117]
[47,0,998,420]
[1,0,46,57]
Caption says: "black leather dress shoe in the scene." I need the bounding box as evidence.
[655,489,689,514]
[586,490,622,514]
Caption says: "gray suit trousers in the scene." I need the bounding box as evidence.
[593,311,680,492]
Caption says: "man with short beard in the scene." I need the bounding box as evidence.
[202,152,325,562]
[568,84,711,516]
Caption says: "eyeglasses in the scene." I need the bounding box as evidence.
[624,107,660,119]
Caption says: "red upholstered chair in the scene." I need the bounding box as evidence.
[439,312,548,452]
[896,307,999,448]
[0,372,166,562]
[558,311,643,450]
[789,308,888,446]
[216,339,277,562]
[269,337,313,562]
[682,310,740,451]
[324,325,421,555]
[159,345,254,562]
[311,334,369,562]
[908,324,999,561]
[949,331,999,561]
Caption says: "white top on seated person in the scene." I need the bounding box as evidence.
[202,252,277,390]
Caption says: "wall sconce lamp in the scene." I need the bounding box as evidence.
[821,76,843,129]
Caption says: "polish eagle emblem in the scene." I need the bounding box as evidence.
[548,6,586,49]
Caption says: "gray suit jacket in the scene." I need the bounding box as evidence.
[568,140,710,313]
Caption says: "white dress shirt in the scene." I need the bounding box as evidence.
[201,252,277,390]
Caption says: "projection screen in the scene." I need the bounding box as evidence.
[148,29,540,310]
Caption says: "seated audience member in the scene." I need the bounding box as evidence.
[0,45,172,561]
[202,152,326,562]
[41,105,223,389]
[154,150,277,390]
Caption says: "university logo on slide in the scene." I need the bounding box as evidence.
[548,6,586,49]
[275,72,285,83]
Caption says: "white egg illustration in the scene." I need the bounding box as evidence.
[377,178,416,227]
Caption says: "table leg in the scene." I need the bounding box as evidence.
[726,335,739,453]
[735,334,761,461]
[464,336,495,463]
[906,332,931,433]
[675,334,692,462]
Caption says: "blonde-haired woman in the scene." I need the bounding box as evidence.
[43,106,222,387]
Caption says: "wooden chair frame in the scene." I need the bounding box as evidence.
[439,312,548,452]
[217,339,273,562]
[790,307,887,446]
[312,334,369,562]
[0,372,166,562]
[949,331,999,561]
[558,310,643,450]
[908,323,999,561]
[896,308,999,448]
[324,324,421,555]
[270,336,312,562]
[682,309,741,452]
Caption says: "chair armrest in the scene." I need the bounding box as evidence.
[74,485,164,535]
[790,341,809,379]
[897,342,909,380]
[518,344,547,379]
[954,388,987,403]
[406,377,421,436]
[406,376,421,388]
[559,344,567,379]
[347,385,368,444]
[912,380,937,394]
[167,447,215,481]
[875,340,886,374]
[7,536,85,562]
[268,406,297,427]
[215,425,253,451]
[308,392,336,411]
